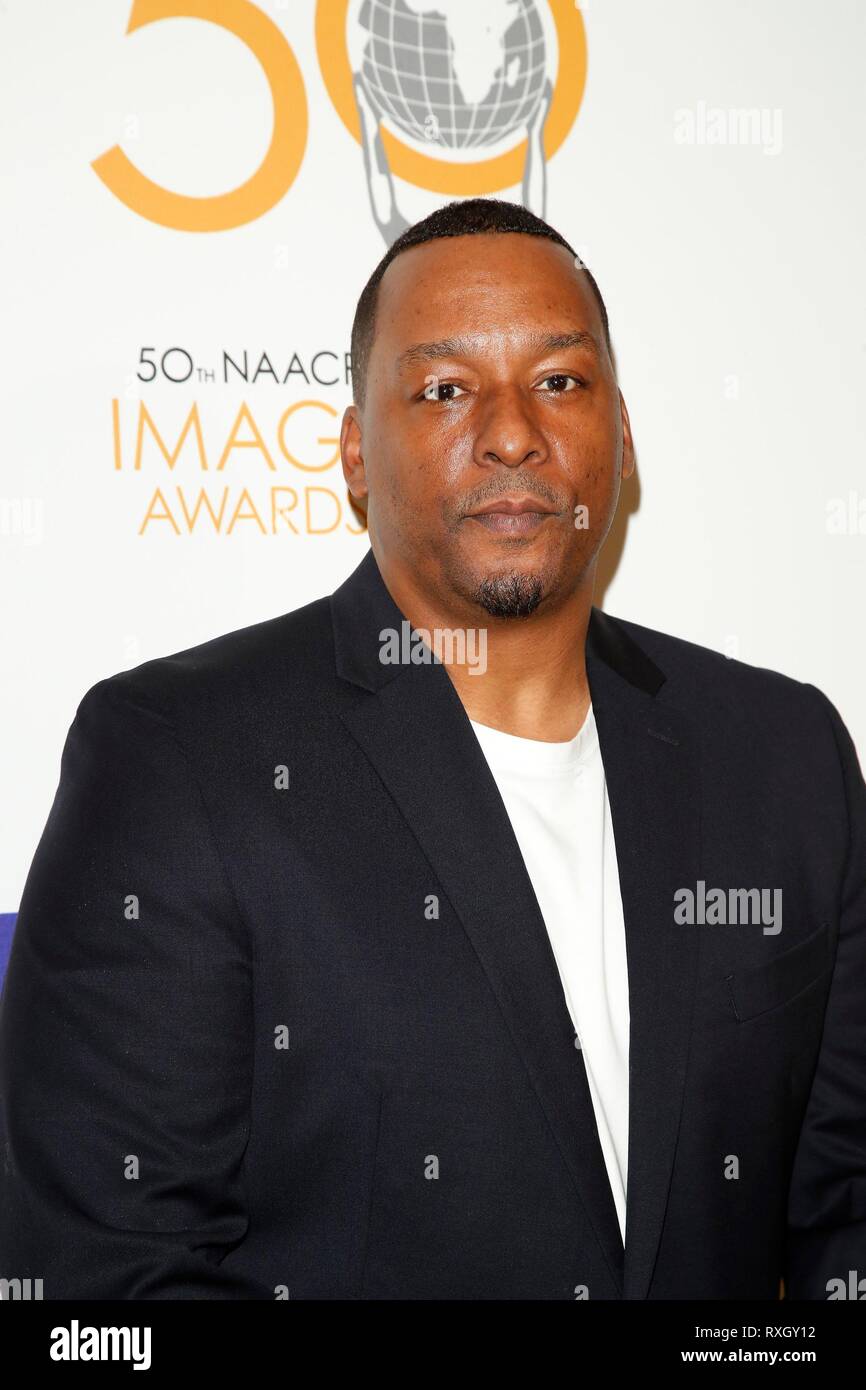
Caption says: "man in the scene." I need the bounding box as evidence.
[1,198,864,1300]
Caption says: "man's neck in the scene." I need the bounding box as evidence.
[445,620,592,742]
[376,555,594,743]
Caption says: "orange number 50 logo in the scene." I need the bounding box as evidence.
[92,0,585,231]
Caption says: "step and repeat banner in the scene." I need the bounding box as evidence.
[1,0,864,927]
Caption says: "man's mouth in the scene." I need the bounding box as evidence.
[465,495,558,535]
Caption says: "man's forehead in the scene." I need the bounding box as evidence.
[375,234,599,344]
[395,329,602,372]
[379,230,579,300]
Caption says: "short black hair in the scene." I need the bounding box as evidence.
[350,197,611,409]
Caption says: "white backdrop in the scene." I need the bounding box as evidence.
[2,0,864,910]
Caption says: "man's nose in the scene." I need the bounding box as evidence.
[472,385,548,469]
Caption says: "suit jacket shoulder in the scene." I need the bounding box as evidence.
[75,593,335,728]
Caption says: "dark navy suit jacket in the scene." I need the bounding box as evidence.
[1,546,864,1299]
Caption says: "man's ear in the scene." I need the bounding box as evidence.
[341,405,369,502]
[619,390,635,480]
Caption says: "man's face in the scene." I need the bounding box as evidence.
[342,232,634,619]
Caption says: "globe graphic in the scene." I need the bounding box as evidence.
[357,0,549,151]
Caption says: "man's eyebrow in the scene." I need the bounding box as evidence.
[395,330,600,372]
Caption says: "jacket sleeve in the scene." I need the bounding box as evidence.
[0,675,269,1298]
[784,684,866,1298]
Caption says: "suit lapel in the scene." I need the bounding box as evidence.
[586,621,702,1298]
[330,549,701,1300]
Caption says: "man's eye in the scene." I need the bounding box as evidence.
[538,374,582,393]
[422,380,466,401]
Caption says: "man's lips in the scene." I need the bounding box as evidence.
[468,495,557,517]
[465,495,559,535]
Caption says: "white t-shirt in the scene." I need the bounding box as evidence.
[468,704,630,1243]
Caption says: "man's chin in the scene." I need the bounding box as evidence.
[467,567,546,619]
[438,536,571,619]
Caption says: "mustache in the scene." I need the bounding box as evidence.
[458,479,565,516]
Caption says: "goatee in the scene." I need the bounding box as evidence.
[474,570,544,618]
